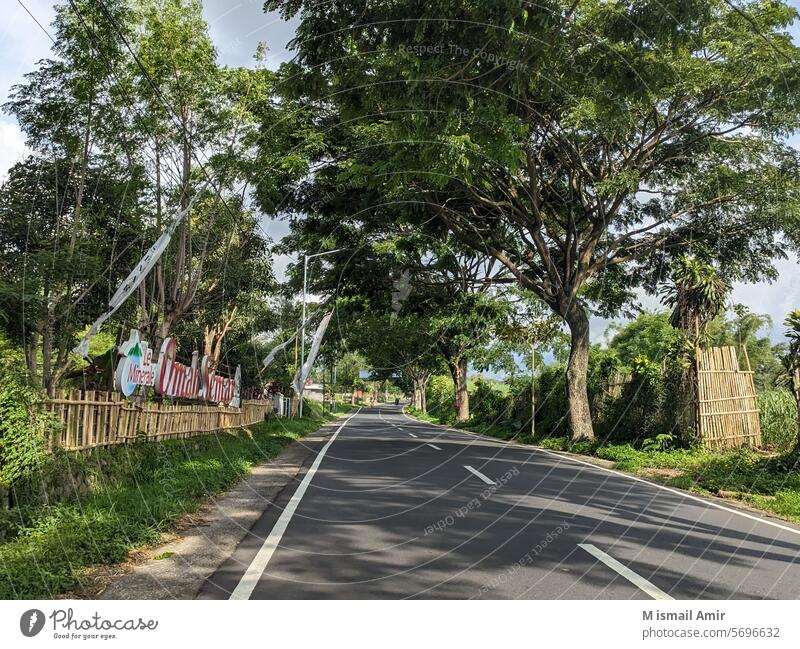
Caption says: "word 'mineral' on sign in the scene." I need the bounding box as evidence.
[115,329,241,407]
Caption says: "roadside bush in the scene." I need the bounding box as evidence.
[426,375,456,423]
[532,364,568,437]
[0,336,54,503]
[469,379,514,429]
[759,388,798,452]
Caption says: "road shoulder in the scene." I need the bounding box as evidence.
[98,424,338,600]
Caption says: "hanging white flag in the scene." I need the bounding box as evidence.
[73,185,207,358]
[261,299,332,369]
[262,311,315,369]
[292,310,333,396]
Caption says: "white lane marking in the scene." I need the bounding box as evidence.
[407,432,418,438]
[397,427,403,430]
[536,448,800,539]
[426,443,441,450]
[579,543,673,600]
[229,408,361,600]
[404,407,800,540]
[464,465,496,485]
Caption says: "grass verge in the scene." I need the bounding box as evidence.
[0,409,339,599]
[406,407,800,524]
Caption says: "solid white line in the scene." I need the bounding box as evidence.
[426,443,441,450]
[229,408,361,600]
[464,465,496,485]
[407,432,418,438]
[579,543,673,600]
[403,408,800,540]
[536,447,800,539]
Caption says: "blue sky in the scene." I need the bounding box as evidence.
[1,0,798,346]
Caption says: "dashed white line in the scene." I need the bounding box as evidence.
[578,543,673,600]
[426,443,441,450]
[407,432,418,438]
[463,465,495,485]
[229,408,361,600]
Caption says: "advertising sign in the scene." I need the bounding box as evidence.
[114,329,241,407]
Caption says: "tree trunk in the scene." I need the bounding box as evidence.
[24,334,38,383]
[450,355,469,422]
[412,375,427,412]
[564,306,594,441]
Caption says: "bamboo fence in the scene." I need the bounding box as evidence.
[695,346,761,449]
[43,389,282,451]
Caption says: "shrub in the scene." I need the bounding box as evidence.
[469,379,513,428]
[758,388,798,452]
[426,375,456,423]
[532,364,568,437]
[0,336,53,501]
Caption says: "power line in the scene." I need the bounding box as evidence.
[14,0,54,44]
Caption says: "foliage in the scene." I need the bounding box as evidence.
[266,0,800,441]
[469,378,514,429]
[606,312,680,367]
[660,257,730,338]
[758,389,799,453]
[641,433,677,452]
[784,310,800,374]
[0,411,331,599]
[1,0,280,393]
[707,304,784,389]
[0,336,52,492]
[426,375,456,424]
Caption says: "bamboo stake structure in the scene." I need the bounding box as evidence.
[694,346,761,449]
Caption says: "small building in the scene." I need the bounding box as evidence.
[304,379,324,402]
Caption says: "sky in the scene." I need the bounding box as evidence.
[1,0,798,347]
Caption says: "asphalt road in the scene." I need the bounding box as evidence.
[198,405,800,599]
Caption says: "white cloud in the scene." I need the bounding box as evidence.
[0,119,29,180]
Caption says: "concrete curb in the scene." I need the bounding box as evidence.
[99,424,338,600]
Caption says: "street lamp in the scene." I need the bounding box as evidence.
[299,248,343,416]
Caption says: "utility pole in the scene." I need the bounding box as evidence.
[531,343,536,437]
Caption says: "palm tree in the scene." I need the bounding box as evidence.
[659,257,730,438]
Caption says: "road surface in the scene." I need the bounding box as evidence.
[198,405,800,599]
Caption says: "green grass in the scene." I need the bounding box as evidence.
[0,412,334,599]
[531,436,800,522]
[758,388,799,453]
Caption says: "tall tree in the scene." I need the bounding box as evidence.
[265,0,800,440]
[2,0,142,390]
[131,0,222,342]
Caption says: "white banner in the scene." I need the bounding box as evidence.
[73,185,208,358]
[291,310,333,396]
[261,310,318,370]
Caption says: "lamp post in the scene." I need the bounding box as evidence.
[299,248,342,417]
